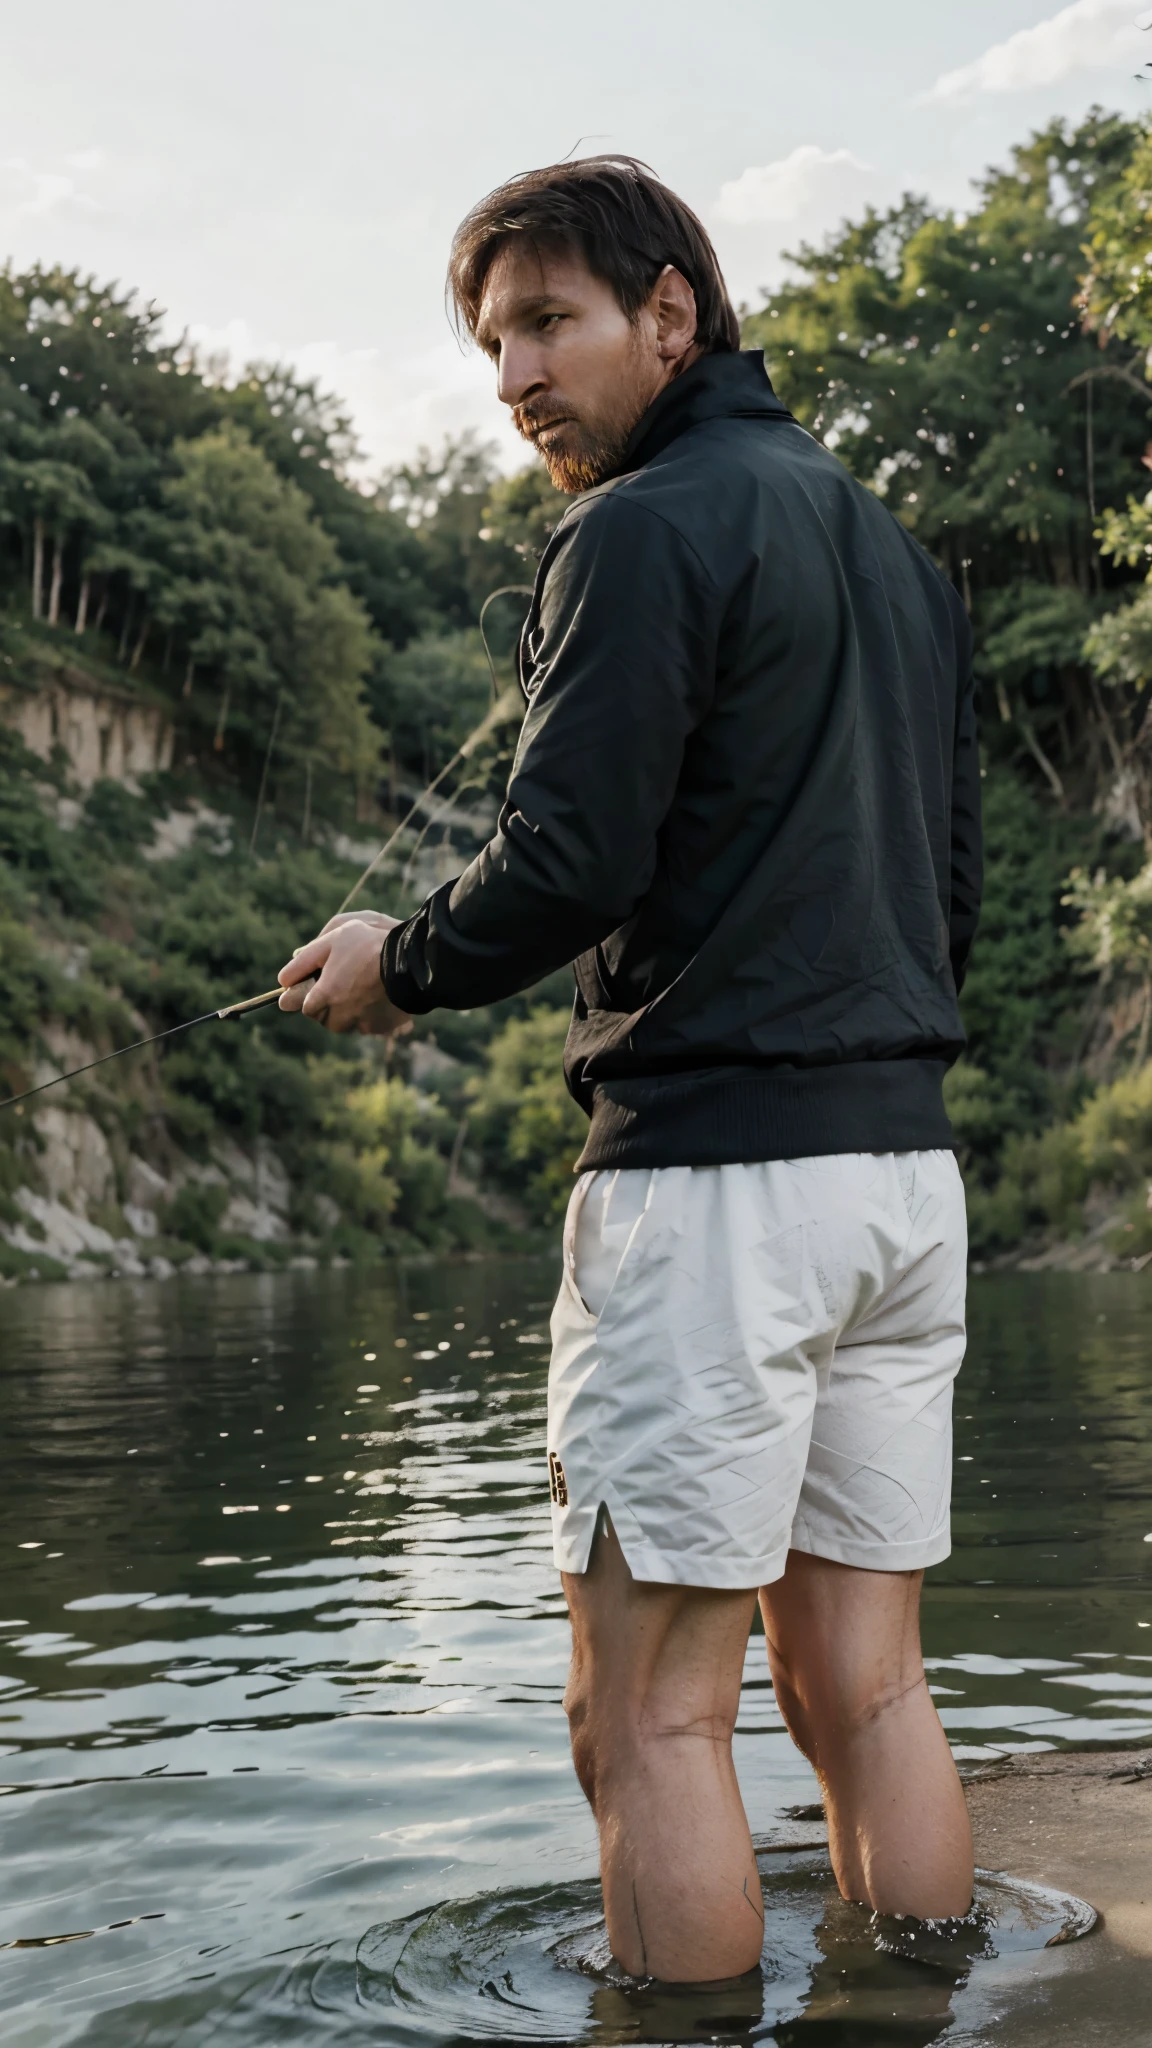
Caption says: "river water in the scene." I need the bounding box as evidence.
[0,1263,1148,2045]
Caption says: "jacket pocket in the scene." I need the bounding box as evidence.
[575,944,618,1015]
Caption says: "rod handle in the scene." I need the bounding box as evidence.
[217,988,283,1019]
[217,971,317,1021]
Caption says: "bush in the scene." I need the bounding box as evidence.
[161,1180,230,1252]
[0,1241,68,1281]
[1077,1060,1152,1183]
[963,1061,1152,1255]
[0,726,535,1261]
[315,1066,453,1245]
[956,769,1096,1163]
[468,1006,586,1222]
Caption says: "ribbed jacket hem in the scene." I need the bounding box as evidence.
[574,1059,954,1171]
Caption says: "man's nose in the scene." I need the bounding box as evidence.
[496,338,547,410]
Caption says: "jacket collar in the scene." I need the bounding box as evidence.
[617,348,793,474]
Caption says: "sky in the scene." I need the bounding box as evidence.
[1,0,1149,475]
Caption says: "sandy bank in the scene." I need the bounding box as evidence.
[951,1748,1151,2043]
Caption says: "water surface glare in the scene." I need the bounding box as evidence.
[0,1264,1145,2043]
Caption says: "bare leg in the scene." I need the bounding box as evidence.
[760,1550,973,1918]
[562,1515,762,1982]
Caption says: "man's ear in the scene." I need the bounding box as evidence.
[650,264,698,365]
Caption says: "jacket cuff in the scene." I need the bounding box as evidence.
[380,923,435,1016]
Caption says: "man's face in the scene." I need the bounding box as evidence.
[475,242,692,492]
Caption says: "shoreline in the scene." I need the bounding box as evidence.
[785,1748,1152,2045]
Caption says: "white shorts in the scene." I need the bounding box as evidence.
[547,1151,967,1589]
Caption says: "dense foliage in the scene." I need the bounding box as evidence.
[0,726,566,1274]
[0,268,563,808]
[742,107,1152,1253]
[9,107,1152,1267]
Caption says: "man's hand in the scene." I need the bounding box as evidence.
[277,915,412,1037]
[318,910,396,938]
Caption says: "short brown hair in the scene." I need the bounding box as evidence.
[448,155,741,356]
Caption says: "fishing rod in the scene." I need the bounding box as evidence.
[0,588,533,1117]
[0,989,293,1114]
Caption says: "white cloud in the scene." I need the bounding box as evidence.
[1,158,79,220]
[710,146,883,305]
[926,0,1146,100]
[714,146,873,226]
[180,315,523,475]
[0,153,103,222]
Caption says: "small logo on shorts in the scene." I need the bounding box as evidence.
[548,1452,568,1507]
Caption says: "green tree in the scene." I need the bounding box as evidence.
[155,425,379,781]
[379,433,561,638]
[467,1007,585,1222]
[226,365,435,649]
[0,267,445,812]
[313,1065,453,1244]
[475,463,565,596]
[742,110,1145,805]
[374,629,494,785]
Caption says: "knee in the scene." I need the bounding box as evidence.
[772,1645,926,1761]
[564,1661,739,1810]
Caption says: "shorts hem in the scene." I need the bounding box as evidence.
[788,1523,952,1573]
[552,1500,789,1590]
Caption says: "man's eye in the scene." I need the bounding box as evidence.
[538,313,565,332]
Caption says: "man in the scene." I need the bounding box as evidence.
[278,156,981,1985]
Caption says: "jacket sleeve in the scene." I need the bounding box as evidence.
[381,494,718,1013]
[948,649,982,998]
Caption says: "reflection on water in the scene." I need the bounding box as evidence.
[0,1264,1143,2044]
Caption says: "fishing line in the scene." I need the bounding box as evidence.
[0,587,534,1115]
[332,584,531,916]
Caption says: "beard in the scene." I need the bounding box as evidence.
[515,404,635,493]
[512,336,658,492]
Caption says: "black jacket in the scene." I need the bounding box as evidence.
[383,349,982,1171]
